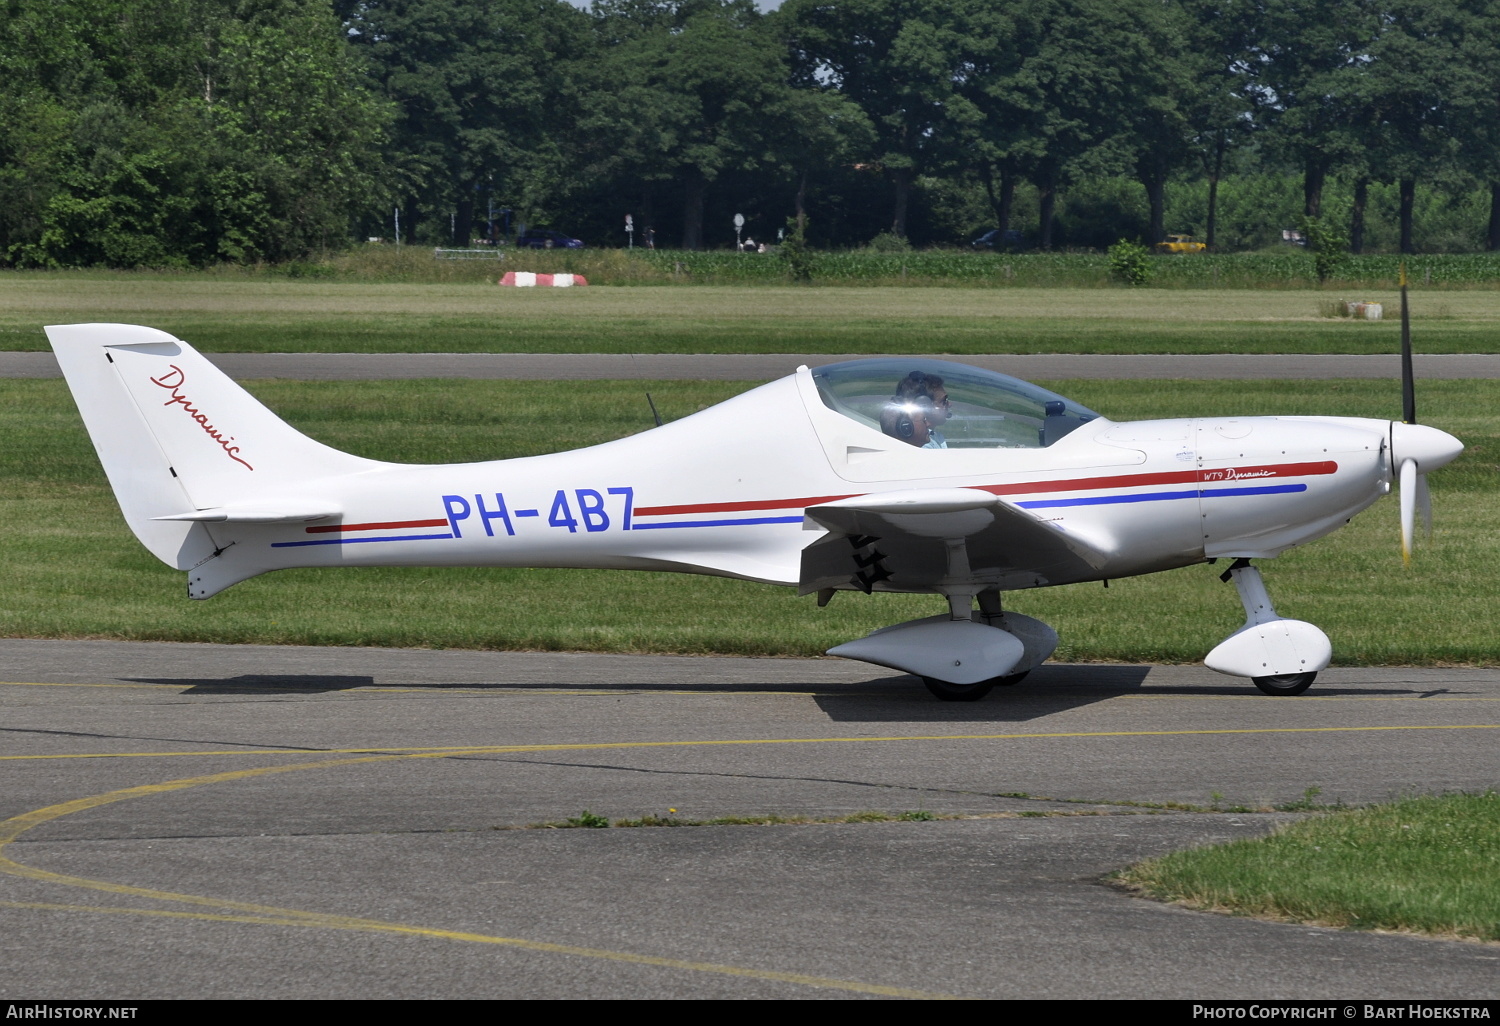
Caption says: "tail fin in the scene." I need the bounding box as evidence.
[47,323,378,571]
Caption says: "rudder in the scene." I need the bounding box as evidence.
[47,323,378,570]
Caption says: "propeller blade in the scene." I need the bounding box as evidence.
[1417,471,1432,538]
[1400,262,1416,424]
[1399,458,1416,564]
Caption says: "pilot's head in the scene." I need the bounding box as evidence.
[882,396,937,446]
[895,371,950,425]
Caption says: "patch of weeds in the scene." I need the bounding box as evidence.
[1107,239,1152,286]
[865,231,911,253]
[897,810,937,821]
[566,810,610,828]
[704,813,807,826]
[1276,787,1345,813]
[1300,215,1348,283]
[778,215,813,282]
[844,810,895,823]
[1018,811,1050,818]
[614,815,688,828]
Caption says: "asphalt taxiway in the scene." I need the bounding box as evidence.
[1,639,1496,999]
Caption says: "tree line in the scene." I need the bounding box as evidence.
[3,0,1499,268]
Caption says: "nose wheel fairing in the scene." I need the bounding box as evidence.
[1204,560,1331,691]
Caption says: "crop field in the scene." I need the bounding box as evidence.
[5,277,1500,354]
[19,245,1500,289]
[2,377,1493,665]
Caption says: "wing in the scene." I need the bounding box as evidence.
[799,488,1115,595]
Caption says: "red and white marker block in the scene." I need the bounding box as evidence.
[500,272,588,287]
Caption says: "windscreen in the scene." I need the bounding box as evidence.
[811,358,1099,449]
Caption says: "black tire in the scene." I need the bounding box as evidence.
[990,670,1029,687]
[1252,672,1316,696]
[922,676,997,702]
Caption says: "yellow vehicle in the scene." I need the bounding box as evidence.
[1155,233,1207,254]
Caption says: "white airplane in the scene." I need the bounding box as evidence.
[46,322,1462,700]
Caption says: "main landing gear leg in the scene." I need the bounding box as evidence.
[922,591,999,702]
[1205,559,1330,696]
[976,590,1029,687]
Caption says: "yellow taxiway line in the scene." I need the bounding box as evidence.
[0,750,956,998]
[4,720,1498,994]
[2,722,1498,761]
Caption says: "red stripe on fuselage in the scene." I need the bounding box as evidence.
[630,461,1339,518]
[306,518,450,534]
[980,460,1338,497]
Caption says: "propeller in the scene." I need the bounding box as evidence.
[1392,264,1461,563]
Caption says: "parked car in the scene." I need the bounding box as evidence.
[1154,233,1206,254]
[517,229,584,249]
[971,228,1024,249]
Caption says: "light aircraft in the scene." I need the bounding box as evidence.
[46,320,1462,700]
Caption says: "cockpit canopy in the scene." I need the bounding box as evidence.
[811,358,1099,449]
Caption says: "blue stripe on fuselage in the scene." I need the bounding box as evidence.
[1017,484,1306,509]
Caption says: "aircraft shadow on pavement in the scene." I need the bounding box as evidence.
[121,666,1438,703]
[814,664,1156,722]
[127,674,377,694]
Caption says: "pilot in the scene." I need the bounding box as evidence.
[889,371,951,448]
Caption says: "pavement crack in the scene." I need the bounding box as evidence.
[0,725,326,752]
[455,754,1101,807]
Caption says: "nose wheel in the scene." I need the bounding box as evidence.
[1205,560,1331,695]
[1251,672,1317,696]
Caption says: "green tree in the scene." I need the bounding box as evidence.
[1354,0,1491,254]
[2,0,390,267]
[1249,0,1380,220]
[1123,1,1195,246]
[782,0,968,241]
[978,0,1172,249]
[583,0,793,250]
[1177,0,1259,249]
[347,0,588,246]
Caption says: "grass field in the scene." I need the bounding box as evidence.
[4,277,1499,354]
[1117,793,1500,942]
[2,377,1492,664]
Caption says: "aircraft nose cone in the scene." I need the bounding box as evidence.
[1390,422,1464,472]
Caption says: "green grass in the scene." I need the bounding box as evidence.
[1117,793,1500,942]
[4,277,1499,354]
[0,377,1493,663]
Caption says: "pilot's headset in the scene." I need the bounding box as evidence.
[891,372,938,437]
[889,394,935,440]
